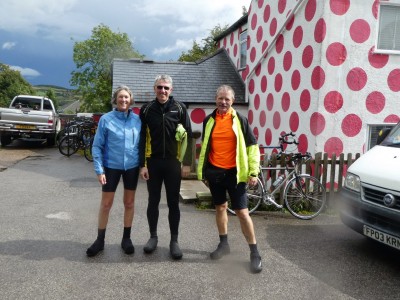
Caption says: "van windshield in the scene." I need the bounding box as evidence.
[380,123,400,147]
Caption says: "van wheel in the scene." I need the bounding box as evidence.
[0,136,12,147]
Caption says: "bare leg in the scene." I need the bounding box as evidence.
[215,203,228,235]
[235,208,256,244]
[98,191,115,229]
[123,189,136,227]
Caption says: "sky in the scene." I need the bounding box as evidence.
[0,0,249,89]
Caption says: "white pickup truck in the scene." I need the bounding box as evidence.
[0,95,61,146]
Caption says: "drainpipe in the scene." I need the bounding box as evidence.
[246,0,308,84]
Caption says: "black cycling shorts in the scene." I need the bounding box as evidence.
[206,165,248,210]
[102,166,139,192]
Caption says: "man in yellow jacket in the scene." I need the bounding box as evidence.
[197,85,262,273]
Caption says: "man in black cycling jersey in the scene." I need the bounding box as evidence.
[139,74,192,260]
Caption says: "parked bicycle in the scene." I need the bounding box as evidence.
[227,132,326,220]
[58,117,97,162]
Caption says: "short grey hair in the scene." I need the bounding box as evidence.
[215,85,235,100]
[154,74,173,87]
[111,85,134,105]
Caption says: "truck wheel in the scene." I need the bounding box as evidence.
[0,136,12,147]
[47,135,56,147]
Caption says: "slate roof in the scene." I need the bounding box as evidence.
[111,48,246,106]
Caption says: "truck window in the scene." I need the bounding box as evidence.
[380,123,400,146]
[43,100,52,110]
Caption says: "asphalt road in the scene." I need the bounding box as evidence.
[0,140,399,300]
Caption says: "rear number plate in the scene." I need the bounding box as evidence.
[15,125,35,129]
[363,225,400,250]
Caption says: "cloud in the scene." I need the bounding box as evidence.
[2,42,16,50]
[10,65,41,78]
[152,39,194,56]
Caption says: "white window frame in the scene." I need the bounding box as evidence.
[239,30,247,70]
[375,2,400,55]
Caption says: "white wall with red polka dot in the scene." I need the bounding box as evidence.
[217,0,400,157]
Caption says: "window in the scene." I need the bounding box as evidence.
[239,30,247,69]
[366,123,396,151]
[376,4,400,54]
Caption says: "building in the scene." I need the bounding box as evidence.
[216,0,400,156]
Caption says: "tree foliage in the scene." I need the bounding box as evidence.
[178,24,229,62]
[70,24,143,112]
[0,63,35,107]
[45,88,59,110]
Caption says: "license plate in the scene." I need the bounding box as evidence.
[15,125,36,129]
[363,225,400,250]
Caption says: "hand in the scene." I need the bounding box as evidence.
[181,165,191,177]
[248,176,258,187]
[140,167,149,180]
[97,174,106,185]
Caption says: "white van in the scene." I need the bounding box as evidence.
[340,122,400,251]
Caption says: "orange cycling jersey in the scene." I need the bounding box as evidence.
[209,110,236,169]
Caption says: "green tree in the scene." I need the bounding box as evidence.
[70,24,143,112]
[178,24,229,62]
[45,88,59,110]
[0,63,35,107]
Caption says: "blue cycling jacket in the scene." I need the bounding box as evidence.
[92,109,141,175]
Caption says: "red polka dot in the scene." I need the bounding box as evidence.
[133,107,140,115]
[251,13,258,30]
[256,26,263,43]
[326,42,347,66]
[248,78,255,94]
[342,114,362,137]
[255,64,262,76]
[241,66,249,81]
[283,51,292,71]
[265,128,272,145]
[298,134,308,153]
[268,57,275,75]
[366,91,385,114]
[264,5,271,23]
[300,89,311,111]
[275,73,283,92]
[305,0,317,21]
[302,45,314,68]
[293,26,303,48]
[324,91,343,113]
[384,115,400,123]
[372,0,379,19]
[278,0,286,13]
[257,0,264,8]
[230,32,234,46]
[267,93,274,111]
[254,94,260,110]
[233,44,238,57]
[253,127,259,140]
[276,34,284,54]
[314,18,327,43]
[260,110,266,127]
[262,41,269,53]
[282,92,290,112]
[286,15,295,31]
[310,112,326,136]
[324,137,343,157]
[270,18,277,36]
[291,70,301,90]
[388,69,400,92]
[350,19,370,43]
[330,0,350,15]
[368,46,389,68]
[190,108,206,124]
[250,47,257,63]
[311,66,325,90]
[273,112,281,129]
[247,35,251,50]
[289,112,299,132]
[261,76,268,92]
[347,67,367,91]
[223,38,227,48]
[248,109,254,125]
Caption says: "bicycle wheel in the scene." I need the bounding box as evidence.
[284,174,326,220]
[84,136,94,162]
[227,177,264,215]
[58,135,79,156]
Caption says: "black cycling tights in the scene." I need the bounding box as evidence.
[146,157,182,236]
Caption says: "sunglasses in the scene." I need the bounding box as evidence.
[156,85,171,91]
